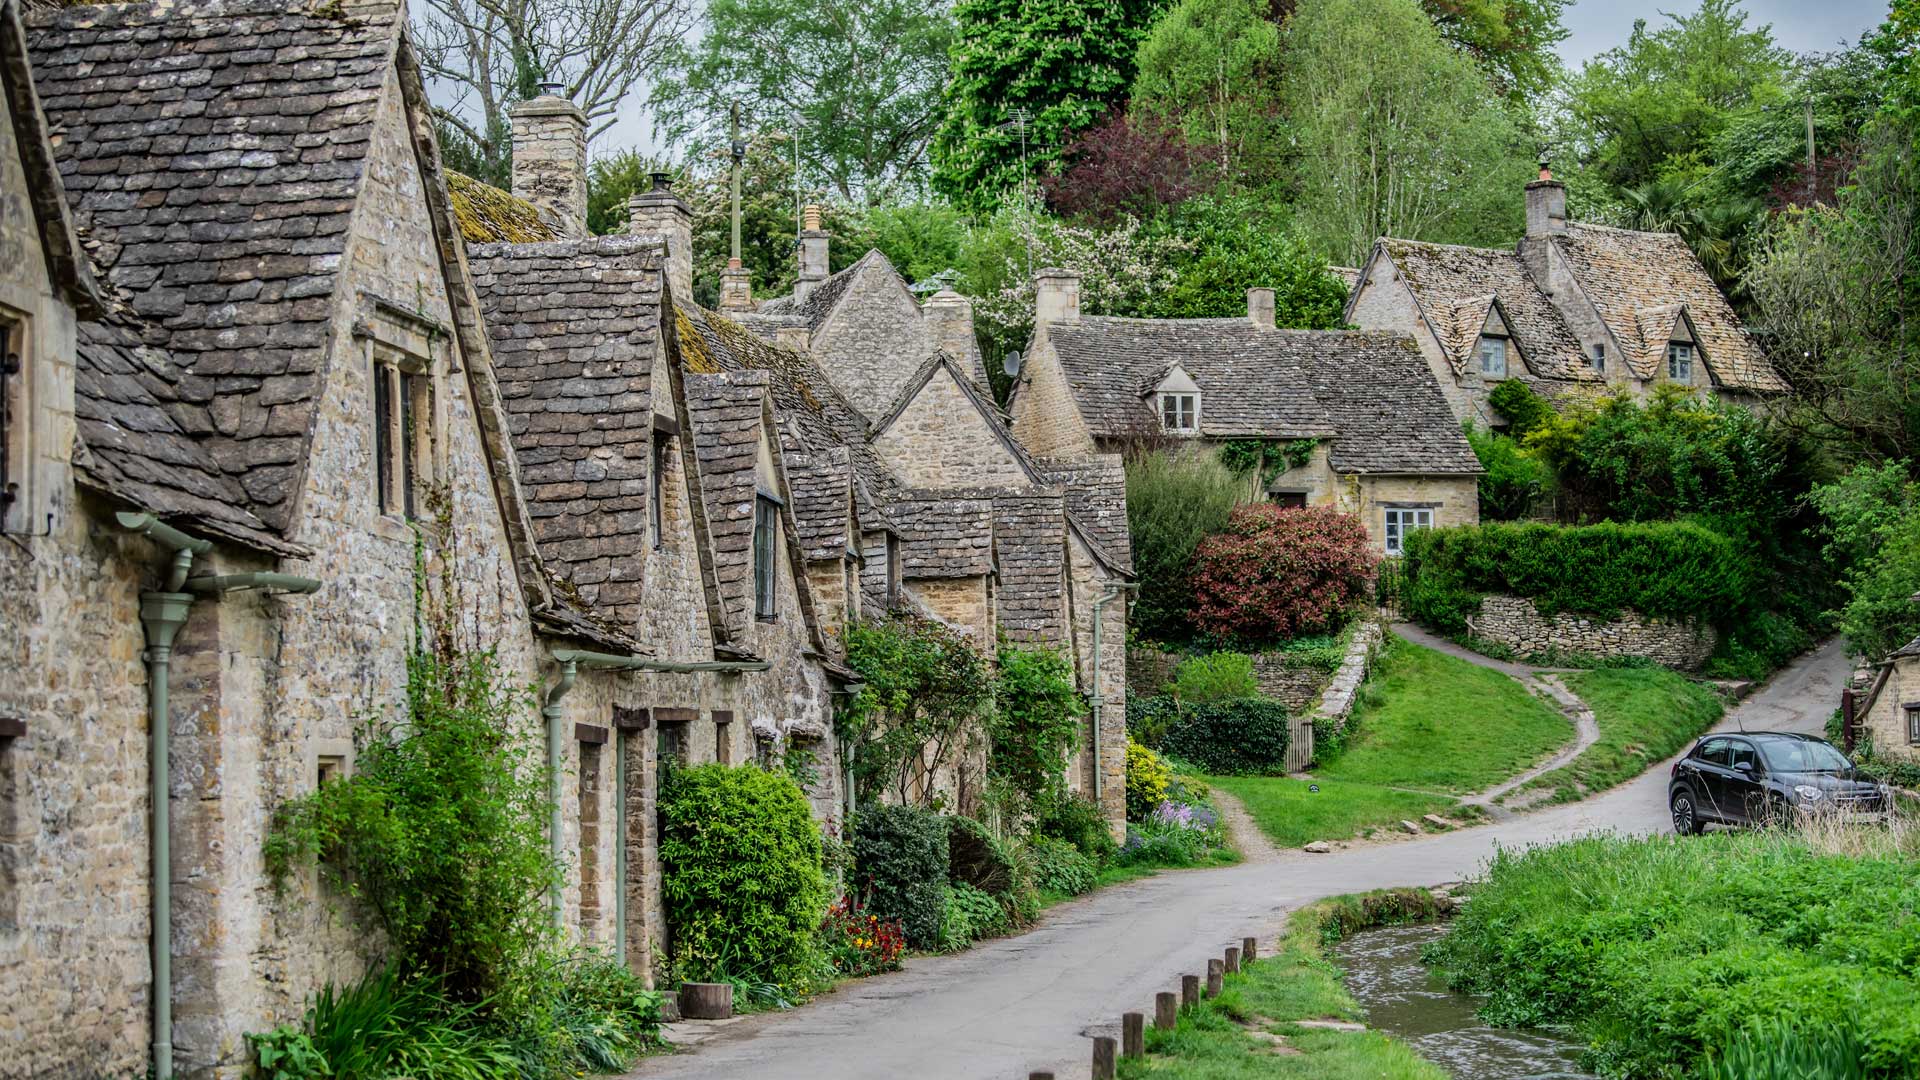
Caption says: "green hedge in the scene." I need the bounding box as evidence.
[657,764,829,987]
[1161,698,1291,774]
[1403,521,1754,634]
[850,804,949,950]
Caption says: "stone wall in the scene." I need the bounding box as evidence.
[1472,594,1717,670]
[810,259,937,419]
[873,365,1029,490]
[1250,653,1339,714]
[1859,658,1920,763]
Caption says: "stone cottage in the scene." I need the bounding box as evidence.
[1848,615,1920,764]
[1007,272,1482,555]
[1344,166,1789,429]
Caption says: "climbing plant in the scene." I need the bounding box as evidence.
[989,641,1084,806]
[840,615,994,807]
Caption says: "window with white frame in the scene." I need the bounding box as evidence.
[753,493,780,619]
[1383,507,1433,555]
[1667,342,1694,383]
[0,314,25,534]
[1160,392,1197,434]
[1907,704,1920,746]
[1477,336,1508,378]
[1590,342,1606,373]
[371,347,437,519]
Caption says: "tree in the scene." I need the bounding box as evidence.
[1421,0,1569,104]
[1189,503,1377,645]
[650,0,954,202]
[931,0,1158,212]
[1130,0,1287,187]
[1561,0,1791,191]
[1144,195,1349,322]
[1041,110,1207,224]
[1124,447,1248,643]
[1283,0,1533,265]
[414,0,695,179]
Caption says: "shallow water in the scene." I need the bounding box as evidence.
[1331,922,1593,1080]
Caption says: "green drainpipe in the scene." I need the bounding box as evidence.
[115,512,320,1080]
[541,657,579,929]
[1087,583,1138,809]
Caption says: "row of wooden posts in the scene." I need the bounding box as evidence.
[1026,935,1260,1080]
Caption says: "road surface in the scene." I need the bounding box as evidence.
[625,638,1848,1080]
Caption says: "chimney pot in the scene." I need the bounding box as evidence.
[794,205,830,304]
[802,203,823,232]
[509,94,589,240]
[538,80,565,97]
[1247,287,1276,329]
[650,171,673,193]
[1034,268,1081,326]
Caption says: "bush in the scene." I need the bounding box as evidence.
[1190,504,1377,645]
[938,882,1009,951]
[658,764,829,989]
[1116,799,1228,867]
[1464,422,1554,520]
[1033,790,1118,863]
[851,804,950,950]
[1127,447,1249,642]
[1026,836,1098,896]
[842,615,993,807]
[250,966,520,1080]
[1161,698,1291,774]
[1488,378,1554,436]
[991,642,1085,803]
[1402,520,1754,635]
[817,897,906,977]
[1172,651,1257,703]
[947,815,1017,898]
[1126,738,1174,820]
[1125,693,1181,748]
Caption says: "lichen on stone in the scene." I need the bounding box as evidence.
[446,171,559,244]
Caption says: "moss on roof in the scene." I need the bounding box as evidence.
[446,171,560,244]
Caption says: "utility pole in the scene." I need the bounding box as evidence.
[1804,97,1817,184]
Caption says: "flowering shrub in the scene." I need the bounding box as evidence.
[818,898,906,977]
[1190,504,1378,645]
[1125,739,1173,821]
[1116,797,1228,867]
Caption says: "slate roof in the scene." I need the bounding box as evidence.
[751,250,874,330]
[992,492,1067,645]
[684,371,773,636]
[1037,454,1130,571]
[449,170,562,244]
[1046,316,1339,440]
[786,446,855,562]
[1554,223,1785,391]
[1287,332,1482,475]
[466,236,662,629]
[26,0,397,532]
[892,492,994,579]
[1371,238,1595,381]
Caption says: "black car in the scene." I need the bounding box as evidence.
[1668,731,1889,834]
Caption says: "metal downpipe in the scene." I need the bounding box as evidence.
[1087,584,1137,808]
[542,658,579,930]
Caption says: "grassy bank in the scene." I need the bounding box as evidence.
[1205,775,1460,848]
[1508,666,1724,805]
[1426,828,1920,1079]
[1314,638,1571,794]
[1121,890,1448,1079]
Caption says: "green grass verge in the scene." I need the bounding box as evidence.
[1036,849,1241,913]
[1120,890,1449,1079]
[1508,666,1724,805]
[1204,775,1461,849]
[1314,638,1573,794]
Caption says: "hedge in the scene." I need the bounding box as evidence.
[1402,520,1754,634]
[1160,698,1291,774]
[850,804,949,950]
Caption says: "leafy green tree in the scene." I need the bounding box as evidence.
[931,0,1158,211]
[1464,422,1553,520]
[990,643,1085,803]
[1420,0,1569,104]
[842,616,994,806]
[1144,194,1348,322]
[1282,0,1533,265]
[1562,0,1791,191]
[651,0,954,201]
[1130,0,1286,187]
[1812,462,1920,659]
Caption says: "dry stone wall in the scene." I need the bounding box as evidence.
[1473,594,1716,670]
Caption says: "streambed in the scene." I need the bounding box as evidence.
[1331,921,1593,1080]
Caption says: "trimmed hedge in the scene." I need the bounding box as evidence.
[1161,698,1291,774]
[850,804,949,951]
[1403,521,1753,634]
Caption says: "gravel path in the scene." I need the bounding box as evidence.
[625,638,1848,1080]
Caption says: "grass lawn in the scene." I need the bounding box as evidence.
[1509,666,1724,805]
[1312,638,1573,794]
[1204,775,1460,849]
[1121,892,1448,1080]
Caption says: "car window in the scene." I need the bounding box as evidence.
[1727,742,1759,772]
[1697,738,1731,766]
[1758,738,1850,773]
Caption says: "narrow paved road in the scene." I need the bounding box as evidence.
[626,638,1849,1080]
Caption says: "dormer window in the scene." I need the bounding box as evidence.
[372,347,437,520]
[1667,342,1694,382]
[1590,343,1606,373]
[1160,393,1197,434]
[1477,336,1508,378]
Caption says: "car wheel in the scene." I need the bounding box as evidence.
[1671,788,1701,835]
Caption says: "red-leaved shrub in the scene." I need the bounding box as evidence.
[1189,504,1377,644]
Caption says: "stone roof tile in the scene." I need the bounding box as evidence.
[684,371,771,637]
[1290,332,1482,475]
[1375,238,1595,381]
[1037,454,1130,571]
[892,492,993,579]
[993,491,1066,646]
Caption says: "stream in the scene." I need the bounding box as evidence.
[1331,922,1594,1079]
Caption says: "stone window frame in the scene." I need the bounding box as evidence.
[370,344,438,521]
[886,534,902,609]
[1667,341,1694,383]
[0,309,32,535]
[1159,392,1198,434]
[1382,505,1435,555]
[650,431,669,550]
[1590,342,1607,374]
[1905,702,1920,746]
[753,490,781,620]
[1476,334,1508,378]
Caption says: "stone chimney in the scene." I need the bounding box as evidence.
[1034,268,1081,325]
[509,84,588,240]
[719,258,754,311]
[1247,287,1276,329]
[922,289,979,365]
[629,173,693,303]
[1525,159,1567,240]
[794,204,829,305]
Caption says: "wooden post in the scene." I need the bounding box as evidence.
[1205,959,1223,998]
[1224,946,1241,974]
[1155,991,1178,1030]
[1243,936,1258,963]
[1092,1035,1117,1080]
[1122,1012,1145,1058]
[1181,974,1200,1009]
[678,981,734,1019]
[1029,1073,1055,1080]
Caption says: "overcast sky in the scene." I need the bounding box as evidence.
[587,0,1893,156]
